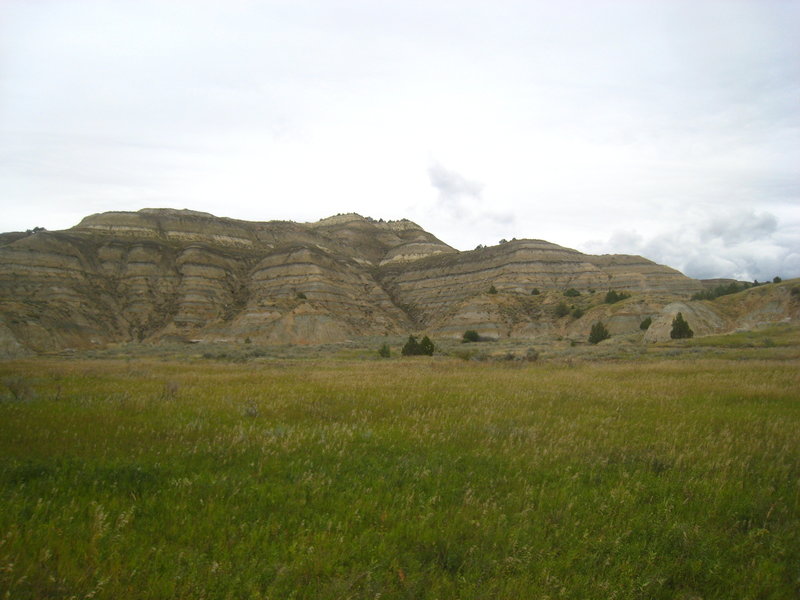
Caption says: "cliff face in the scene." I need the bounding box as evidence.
[375,239,701,331]
[1,208,791,355]
[0,210,451,353]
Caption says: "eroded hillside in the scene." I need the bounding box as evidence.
[0,209,796,355]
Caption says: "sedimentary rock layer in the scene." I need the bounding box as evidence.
[5,207,784,355]
[376,240,702,327]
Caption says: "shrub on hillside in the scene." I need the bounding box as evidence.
[564,288,580,297]
[401,335,419,356]
[670,313,693,339]
[554,302,570,318]
[377,343,391,358]
[419,336,435,356]
[588,321,610,344]
[462,330,480,343]
[639,316,652,331]
[605,290,630,304]
[402,335,434,356]
[692,281,751,301]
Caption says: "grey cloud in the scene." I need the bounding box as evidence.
[428,163,484,218]
[426,163,515,233]
[586,210,799,282]
[701,211,778,246]
[682,254,740,281]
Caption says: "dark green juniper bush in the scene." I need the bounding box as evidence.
[401,335,434,356]
[588,321,610,344]
[670,312,694,339]
[605,290,630,304]
[462,330,480,343]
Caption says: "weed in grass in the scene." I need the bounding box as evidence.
[161,380,179,400]
[242,401,260,418]
[3,376,34,401]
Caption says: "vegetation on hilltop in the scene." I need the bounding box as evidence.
[692,280,760,301]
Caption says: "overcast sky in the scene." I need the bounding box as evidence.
[1,0,798,281]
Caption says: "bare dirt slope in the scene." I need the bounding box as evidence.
[1,209,795,355]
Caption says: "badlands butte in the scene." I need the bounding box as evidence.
[0,208,798,357]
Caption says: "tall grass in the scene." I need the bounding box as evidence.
[1,358,798,598]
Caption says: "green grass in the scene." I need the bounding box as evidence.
[680,322,799,349]
[1,356,799,599]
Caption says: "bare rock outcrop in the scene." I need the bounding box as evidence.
[1,208,794,354]
[643,283,800,342]
[376,239,702,328]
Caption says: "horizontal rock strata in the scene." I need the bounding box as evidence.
[1,208,794,355]
[375,240,703,328]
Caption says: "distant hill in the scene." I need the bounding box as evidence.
[0,209,796,356]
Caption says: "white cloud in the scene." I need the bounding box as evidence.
[1,1,798,280]
[701,211,778,246]
[422,163,515,247]
[585,210,799,281]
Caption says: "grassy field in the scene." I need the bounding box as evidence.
[1,350,799,598]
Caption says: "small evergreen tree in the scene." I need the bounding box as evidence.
[691,281,751,301]
[773,276,782,283]
[564,288,581,297]
[462,330,480,343]
[401,335,420,356]
[571,307,584,319]
[588,321,610,344]
[530,288,540,295]
[488,285,498,294]
[419,336,435,356]
[554,301,570,318]
[670,312,693,339]
[377,343,391,358]
[639,316,652,331]
[605,290,630,304]
[401,335,435,356]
